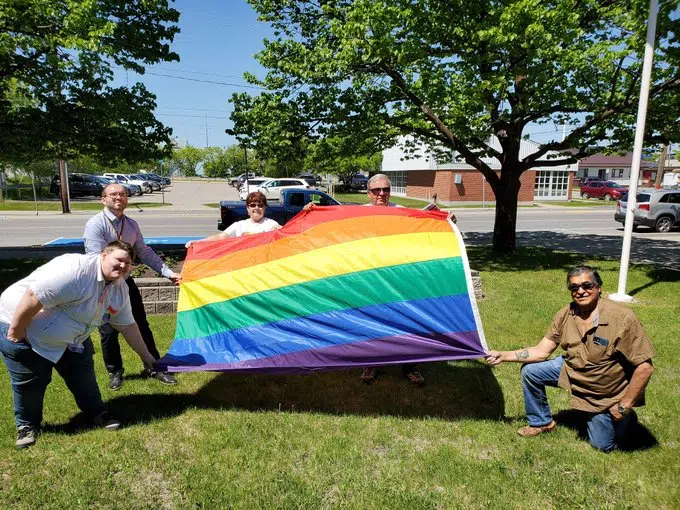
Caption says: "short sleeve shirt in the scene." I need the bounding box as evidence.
[225,218,280,237]
[0,254,134,363]
[546,298,655,412]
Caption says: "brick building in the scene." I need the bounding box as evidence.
[382,136,577,204]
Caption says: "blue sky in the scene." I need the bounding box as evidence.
[113,1,605,150]
[114,0,273,149]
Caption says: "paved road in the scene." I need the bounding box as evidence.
[1,180,678,267]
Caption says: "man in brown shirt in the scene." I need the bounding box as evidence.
[487,266,655,451]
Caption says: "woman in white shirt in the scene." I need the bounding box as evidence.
[187,191,280,248]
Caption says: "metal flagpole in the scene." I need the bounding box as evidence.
[610,0,658,303]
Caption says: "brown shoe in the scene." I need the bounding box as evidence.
[360,367,377,384]
[404,370,425,386]
[517,420,556,437]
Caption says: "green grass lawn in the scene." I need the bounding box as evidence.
[0,248,678,508]
[0,200,171,211]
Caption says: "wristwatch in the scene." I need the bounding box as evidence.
[617,403,630,416]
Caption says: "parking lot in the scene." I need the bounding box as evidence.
[1,179,678,269]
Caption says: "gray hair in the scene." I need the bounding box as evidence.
[566,266,603,288]
[367,174,391,188]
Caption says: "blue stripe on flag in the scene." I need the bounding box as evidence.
[167,294,477,364]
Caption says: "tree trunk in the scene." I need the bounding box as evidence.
[654,143,668,189]
[491,168,522,253]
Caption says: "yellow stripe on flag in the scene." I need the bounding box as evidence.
[178,231,460,312]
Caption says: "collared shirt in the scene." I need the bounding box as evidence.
[545,298,655,412]
[0,254,135,363]
[83,207,173,278]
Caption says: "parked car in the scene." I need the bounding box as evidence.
[255,178,311,200]
[349,173,368,191]
[614,189,680,232]
[238,178,270,200]
[219,189,342,230]
[50,173,105,198]
[129,173,160,191]
[142,172,170,186]
[580,180,628,201]
[102,173,152,194]
[578,176,604,186]
[230,172,257,188]
[297,173,318,186]
[97,176,142,196]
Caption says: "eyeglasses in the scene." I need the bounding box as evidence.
[567,281,598,292]
[104,192,127,198]
[247,203,265,209]
[368,187,390,194]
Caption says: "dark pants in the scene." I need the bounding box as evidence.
[99,276,160,374]
[0,323,106,428]
[401,364,418,375]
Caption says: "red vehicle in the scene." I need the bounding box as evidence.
[580,180,628,201]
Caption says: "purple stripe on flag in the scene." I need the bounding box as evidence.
[160,330,485,373]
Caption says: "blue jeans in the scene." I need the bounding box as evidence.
[521,356,632,452]
[0,322,106,429]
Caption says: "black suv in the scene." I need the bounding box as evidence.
[297,174,318,186]
[50,173,105,198]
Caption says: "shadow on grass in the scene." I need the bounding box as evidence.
[553,409,658,452]
[464,231,680,272]
[43,360,505,434]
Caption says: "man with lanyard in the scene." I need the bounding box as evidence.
[83,183,180,390]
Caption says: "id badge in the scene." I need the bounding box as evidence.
[67,343,85,353]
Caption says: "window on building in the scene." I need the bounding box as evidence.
[384,171,407,195]
[534,171,569,199]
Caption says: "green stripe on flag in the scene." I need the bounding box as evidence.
[176,257,467,340]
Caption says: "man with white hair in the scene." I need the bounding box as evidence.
[359,173,425,386]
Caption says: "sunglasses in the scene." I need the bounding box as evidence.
[369,186,390,194]
[104,192,127,198]
[247,203,265,209]
[567,281,598,292]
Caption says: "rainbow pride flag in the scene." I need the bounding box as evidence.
[158,206,487,373]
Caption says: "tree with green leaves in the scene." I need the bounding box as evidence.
[170,146,204,177]
[234,0,680,252]
[0,0,180,165]
[203,145,262,178]
[305,136,382,189]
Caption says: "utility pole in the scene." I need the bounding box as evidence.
[205,113,209,148]
[654,143,668,189]
[243,145,249,195]
[59,159,71,213]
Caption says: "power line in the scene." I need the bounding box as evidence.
[169,123,223,128]
[156,106,231,113]
[153,66,253,81]
[144,71,266,90]
[155,113,229,119]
